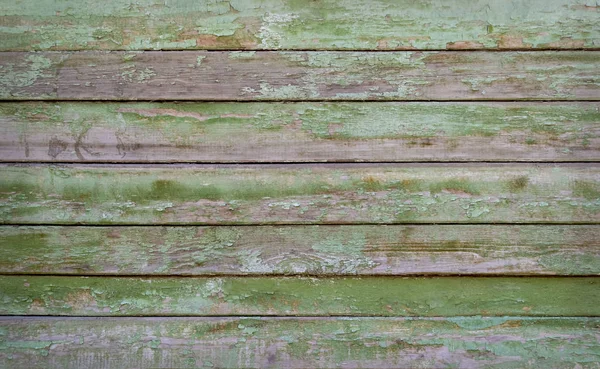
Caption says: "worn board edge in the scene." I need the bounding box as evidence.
[1,275,598,316]
[1,163,599,225]
[1,0,599,51]
[1,317,599,369]
[2,51,599,101]
[1,101,599,162]
[1,225,599,276]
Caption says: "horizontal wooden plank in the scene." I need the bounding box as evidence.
[0,276,598,316]
[1,317,599,369]
[2,102,599,162]
[1,225,599,276]
[2,0,599,51]
[1,164,599,225]
[2,51,599,101]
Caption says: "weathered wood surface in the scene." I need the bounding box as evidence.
[1,317,599,369]
[1,276,598,316]
[2,102,599,162]
[2,1,598,367]
[1,225,599,276]
[2,51,599,101]
[1,164,599,225]
[2,0,599,51]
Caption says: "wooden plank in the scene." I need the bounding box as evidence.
[2,102,600,162]
[0,276,598,316]
[1,317,599,369]
[2,51,599,101]
[1,225,599,276]
[1,164,599,225]
[1,0,599,51]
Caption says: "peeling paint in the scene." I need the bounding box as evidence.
[0,54,55,97]
[1,317,599,368]
[1,164,598,225]
[2,0,598,50]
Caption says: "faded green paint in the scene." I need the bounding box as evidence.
[0,276,598,316]
[0,164,598,224]
[2,102,598,162]
[0,54,56,98]
[574,180,600,200]
[1,1,597,367]
[1,317,599,369]
[1,0,599,51]
[1,225,598,275]
[1,51,599,100]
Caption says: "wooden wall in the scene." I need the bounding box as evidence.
[0,1,599,367]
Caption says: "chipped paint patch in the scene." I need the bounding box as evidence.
[258,13,299,48]
[120,66,156,83]
[228,51,256,59]
[0,54,54,97]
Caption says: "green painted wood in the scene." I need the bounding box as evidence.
[1,0,599,51]
[1,164,599,225]
[2,51,599,100]
[1,276,598,316]
[1,225,599,275]
[2,102,599,162]
[1,317,599,369]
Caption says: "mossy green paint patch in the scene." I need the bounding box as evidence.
[429,179,481,195]
[1,164,598,224]
[573,180,600,200]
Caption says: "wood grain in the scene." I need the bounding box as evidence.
[2,0,599,51]
[1,317,599,368]
[2,1,598,366]
[2,102,599,162]
[1,225,598,276]
[2,51,599,101]
[1,164,599,225]
[1,276,598,316]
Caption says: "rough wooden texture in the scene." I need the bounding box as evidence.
[1,0,599,51]
[1,276,598,316]
[1,225,599,276]
[2,1,598,367]
[2,102,599,162]
[1,164,599,225]
[1,317,599,369]
[2,51,599,101]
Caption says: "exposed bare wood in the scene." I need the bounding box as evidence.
[2,51,599,100]
[2,317,598,369]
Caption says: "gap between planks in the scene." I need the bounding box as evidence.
[2,314,599,318]
[2,222,600,226]
[5,48,600,53]
[1,273,598,278]
[2,161,600,165]
[4,162,600,168]
[2,99,600,102]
